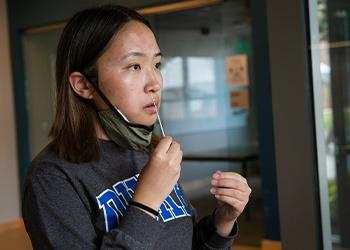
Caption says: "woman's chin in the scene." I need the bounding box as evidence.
[144,118,157,127]
[132,116,157,127]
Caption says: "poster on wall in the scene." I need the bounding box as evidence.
[225,54,249,86]
[230,89,249,110]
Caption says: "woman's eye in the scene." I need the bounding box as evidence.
[155,62,162,69]
[129,64,141,71]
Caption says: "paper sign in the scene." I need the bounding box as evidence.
[230,89,249,109]
[226,54,249,86]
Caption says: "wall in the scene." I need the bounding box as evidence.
[0,0,20,223]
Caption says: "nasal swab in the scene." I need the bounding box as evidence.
[151,93,182,192]
[150,93,165,137]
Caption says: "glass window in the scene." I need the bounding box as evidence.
[310,0,350,248]
[187,56,216,97]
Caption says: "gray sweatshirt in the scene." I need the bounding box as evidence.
[23,139,237,249]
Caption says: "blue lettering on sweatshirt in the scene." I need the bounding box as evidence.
[96,175,191,232]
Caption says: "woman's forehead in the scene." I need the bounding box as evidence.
[109,21,160,59]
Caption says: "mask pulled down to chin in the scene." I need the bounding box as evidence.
[97,108,153,150]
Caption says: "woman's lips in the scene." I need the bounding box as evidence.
[144,106,157,114]
[144,102,159,114]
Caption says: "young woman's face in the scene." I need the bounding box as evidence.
[95,20,162,126]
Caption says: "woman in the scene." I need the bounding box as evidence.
[23,5,251,249]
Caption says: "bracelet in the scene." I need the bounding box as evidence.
[129,200,159,217]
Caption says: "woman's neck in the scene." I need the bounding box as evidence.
[95,119,110,140]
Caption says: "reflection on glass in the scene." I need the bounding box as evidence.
[314,0,350,248]
[161,57,184,100]
[188,99,217,119]
[160,56,219,120]
[151,0,254,135]
[187,57,216,98]
[161,101,185,121]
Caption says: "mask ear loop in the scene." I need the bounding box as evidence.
[80,71,154,132]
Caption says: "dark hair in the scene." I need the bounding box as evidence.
[50,5,154,162]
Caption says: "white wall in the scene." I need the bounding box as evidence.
[0,0,21,223]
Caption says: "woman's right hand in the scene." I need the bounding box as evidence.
[132,136,182,211]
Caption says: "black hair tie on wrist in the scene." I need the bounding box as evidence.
[129,200,159,217]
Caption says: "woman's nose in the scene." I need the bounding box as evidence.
[144,70,162,93]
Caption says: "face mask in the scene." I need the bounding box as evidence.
[98,108,153,150]
[80,72,153,150]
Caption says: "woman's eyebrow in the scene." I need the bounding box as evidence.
[121,51,162,60]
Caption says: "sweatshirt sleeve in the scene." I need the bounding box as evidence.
[23,172,165,250]
[192,207,238,250]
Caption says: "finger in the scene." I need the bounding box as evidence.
[213,171,247,184]
[174,149,183,166]
[169,149,182,170]
[214,194,246,212]
[167,140,181,157]
[211,178,250,192]
[210,187,248,202]
[154,136,173,154]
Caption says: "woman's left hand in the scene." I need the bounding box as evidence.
[210,171,251,237]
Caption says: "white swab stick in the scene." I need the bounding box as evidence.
[150,94,180,189]
[150,93,165,137]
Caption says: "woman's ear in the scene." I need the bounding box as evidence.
[69,72,95,99]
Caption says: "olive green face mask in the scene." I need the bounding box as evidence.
[98,108,153,150]
[80,72,153,150]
